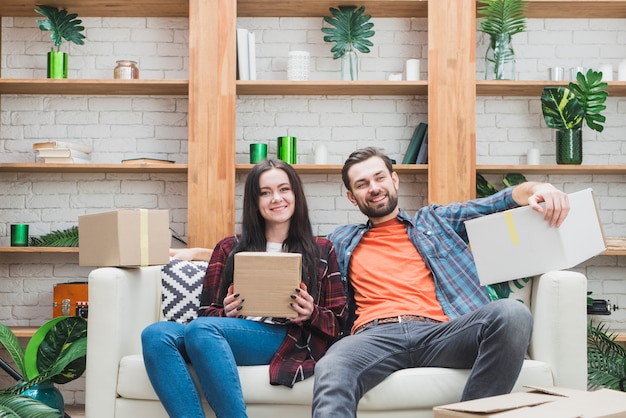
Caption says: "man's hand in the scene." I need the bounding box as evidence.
[512,182,570,227]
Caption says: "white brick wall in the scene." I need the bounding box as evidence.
[2,14,626,404]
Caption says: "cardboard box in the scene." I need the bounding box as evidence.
[234,252,302,318]
[433,386,626,418]
[465,188,606,285]
[79,209,170,267]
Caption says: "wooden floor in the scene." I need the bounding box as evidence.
[65,405,85,418]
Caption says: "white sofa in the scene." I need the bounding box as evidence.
[85,266,588,418]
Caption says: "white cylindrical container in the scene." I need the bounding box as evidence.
[314,143,328,164]
[599,64,613,81]
[549,67,564,81]
[618,60,626,81]
[287,51,310,81]
[405,59,420,81]
[387,73,403,81]
[527,148,540,165]
[570,67,586,80]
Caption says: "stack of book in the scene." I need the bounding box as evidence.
[402,122,429,165]
[33,141,93,164]
[236,28,257,81]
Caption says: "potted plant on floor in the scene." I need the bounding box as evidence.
[35,5,86,79]
[587,321,626,391]
[0,316,88,416]
[321,5,375,81]
[541,69,608,164]
[478,0,527,80]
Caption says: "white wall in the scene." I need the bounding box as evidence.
[2,14,626,403]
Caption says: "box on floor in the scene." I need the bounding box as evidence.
[78,209,170,267]
[433,386,626,418]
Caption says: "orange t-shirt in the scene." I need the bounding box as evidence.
[349,217,449,333]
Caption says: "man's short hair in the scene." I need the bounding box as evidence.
[341,147,395,190]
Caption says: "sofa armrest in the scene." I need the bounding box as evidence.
[529,270,587,390]
[85,266,164,418]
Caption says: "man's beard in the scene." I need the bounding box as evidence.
[356,191,398,219]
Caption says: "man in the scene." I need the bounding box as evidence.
[312,147,570,417]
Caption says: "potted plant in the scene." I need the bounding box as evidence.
[0,316,88,416]
[321,5,375,81]
[587,321,626,391]
[35,5,86,79]
[478,0,527,80]
[541,69,608,164]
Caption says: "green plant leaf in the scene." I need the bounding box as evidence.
[0,324,27,378]
[567,69,608,132]
[322,6,375,59]
[541,87,584,130]
[35,5,85,51]
[0,394,62,418]
[587,321,626,390]
[478,0,527,37]
[502,173,527,188]
[476,174,499,198]
[29,226,78,247]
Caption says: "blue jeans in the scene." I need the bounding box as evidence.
[141,317,287,418]
[312,299,532,418]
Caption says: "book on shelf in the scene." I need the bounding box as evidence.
[42,157,92,164]
[415,128,429,164]
[35,148,91,160]
[236,28,256,81]
[402,122,428,164]
[121,157,176,165]
[32,141,92,154]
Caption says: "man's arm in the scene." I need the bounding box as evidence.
[511,182,570,227]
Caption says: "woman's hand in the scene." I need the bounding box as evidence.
[223,284,244,317]
[289,282,315,325]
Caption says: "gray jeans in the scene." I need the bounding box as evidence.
[312,299,533,418]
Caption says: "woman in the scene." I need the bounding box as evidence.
[141,158,347,418]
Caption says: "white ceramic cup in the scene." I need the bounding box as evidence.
[549,67,564,81]
[599,64,614,81]
[405,59,420,81]
[287,51,310,81]
[527,148,540,165]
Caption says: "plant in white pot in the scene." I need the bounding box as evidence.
[321,5,375,81]
[35,5,86,79]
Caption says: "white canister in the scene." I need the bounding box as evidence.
[287,51,310,81]
[405,59,420,81]
[314,143,328,164]
[527,148,540,165]
[618,60,626,81]
[599,64,613,81]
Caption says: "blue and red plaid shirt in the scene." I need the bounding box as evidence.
[199,235,347,387]
[328,187,519,333]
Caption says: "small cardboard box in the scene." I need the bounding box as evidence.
[465,188,606,285]
[433,386,626,418]
[78,209,170,267]
[234,252,302,318]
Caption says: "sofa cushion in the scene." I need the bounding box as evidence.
[161,259,208,324]
[117,354,553,411]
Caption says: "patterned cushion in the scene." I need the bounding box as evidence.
[161,259,208,324]
[487,277,533,307]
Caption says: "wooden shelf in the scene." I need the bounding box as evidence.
[0,79,188,96]
[237,80,428,96]
[477,164,626,175]
[477,80,626,97]
[236,163,428,174]
[237,0,428,18]
[0,247,78,253]
[0,163,188,173]
[0,0,188,17]
[524,1,626,18]
[9,326,37,338]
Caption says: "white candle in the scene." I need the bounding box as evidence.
[599,64,613,81]
[527,148,540,165]
[314,143,328,164]
[405,59,420,81]
[619,60,626,81]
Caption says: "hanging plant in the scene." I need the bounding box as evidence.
[35,5,86,52]
[30,226,79,247]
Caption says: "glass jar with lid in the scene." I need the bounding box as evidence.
[114,60,139,79]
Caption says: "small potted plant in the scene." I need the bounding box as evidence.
[0,316,87,416]
[35,5,86,79]
[321,5,375,81]
[478,0,527,80]
[541,69,608,164]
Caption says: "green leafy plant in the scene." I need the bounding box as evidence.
[541,69,608,132]
[478,0,527,37]
[0,316,87,396]
[587,321,626,391]
[35,5,86,52]
[321,6,375,59]
[30,226,79,247]
[0,393,62,417]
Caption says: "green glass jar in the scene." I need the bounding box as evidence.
[556,128,583,165]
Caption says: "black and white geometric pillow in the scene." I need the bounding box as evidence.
[161,259,209,324]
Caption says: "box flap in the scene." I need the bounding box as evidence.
[435,392,558,414]
[465,188,606,285]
